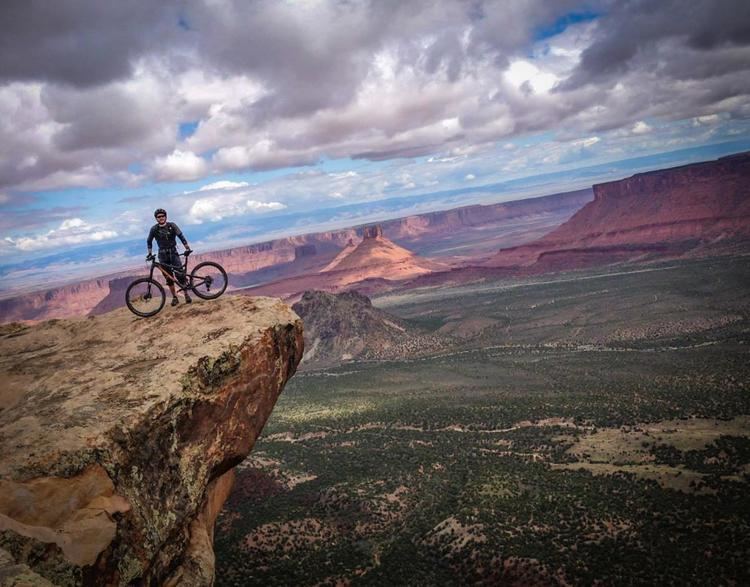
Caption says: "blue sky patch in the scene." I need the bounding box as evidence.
[179,121,200,140]
[534,9,600,41]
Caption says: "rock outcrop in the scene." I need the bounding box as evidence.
[0,296,303,585]
[237,226,447,302]
[291,290,445,368]
[486,152,750,269]
[320,224,445,284]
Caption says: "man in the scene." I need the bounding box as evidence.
[146,208,193,306]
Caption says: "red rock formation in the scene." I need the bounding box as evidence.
[292,290,446,368]
[0,296,303,585]
[0,277,114,322]
[0,189,590,324]
[379,189,591,241]
[486,152,750,269]
[237,226,447,301]
[320,224,445,284]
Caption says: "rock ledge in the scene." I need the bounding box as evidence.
[0,296,303,585]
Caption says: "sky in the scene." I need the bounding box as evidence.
[1,0,750,295]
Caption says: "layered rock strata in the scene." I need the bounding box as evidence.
[0,189,590,324]
[487,152,750,269]
[0,296,303,585]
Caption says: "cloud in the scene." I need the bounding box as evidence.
[198,180,250,191]
[631,121,652,134]
[693,114,721,126]
[152,149,208,181]
[188,193,286,223]
[4,217,118,251]
[0,0,749,195]
[0,0,178,87]
[563,0,750,90]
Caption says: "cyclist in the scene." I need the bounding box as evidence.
[146,208,193,306]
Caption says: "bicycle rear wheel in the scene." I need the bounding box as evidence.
[126,278,166,317]
[190,261,228,300]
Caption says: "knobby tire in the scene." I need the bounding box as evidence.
[125,277,166,317]
[190,261,228,300]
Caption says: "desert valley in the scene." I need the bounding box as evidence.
[4,2,750,584]
[1,152,749,585]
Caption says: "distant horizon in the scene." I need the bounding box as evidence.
[1,141,748,300]
[3,0,750,299]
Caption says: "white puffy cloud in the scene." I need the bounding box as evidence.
[152,149,208,181]
[632,121,652,134]
[188,193,286,223]
[198,180,250,191]
[693,114,722,126]
[4,217,118,251]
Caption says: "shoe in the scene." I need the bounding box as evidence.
[185,294,192,304]
[171,297,179,306]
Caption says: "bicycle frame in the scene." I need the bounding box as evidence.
[149,253,191,293]
[147,252,215,294]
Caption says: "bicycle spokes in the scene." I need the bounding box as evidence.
[128,281,163,315]
[190,261,228,300]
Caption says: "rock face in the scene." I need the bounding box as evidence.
[291,290,444,368]
[487,152,750,269]
[0,296,303,585]
[380,188,591,242]
[240,226,448,303]
[0,277,114,323]
[321,224,445,283]
[88,277,136,316]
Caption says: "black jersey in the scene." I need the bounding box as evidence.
[147,221,187,251]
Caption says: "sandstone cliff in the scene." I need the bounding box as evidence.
[291,290,445,368]
[320,224,445,283]
[0,296,303,586]
[235,225,448,302]
[486,152,750,269]
[0,277,115,323]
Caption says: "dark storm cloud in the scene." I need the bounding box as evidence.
[1,0,749,194]
[186,0,580,120]
[0,0,179,87]
[564,0,750,89]
[42,83,168,152]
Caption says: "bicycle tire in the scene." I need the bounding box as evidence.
[190,261,228,300]
[125,277,166,317]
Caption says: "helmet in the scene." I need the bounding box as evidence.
[154,208,167,218]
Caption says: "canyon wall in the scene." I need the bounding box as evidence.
[0,190,590,323]
[487,152,750,268]
[0,296,303,585]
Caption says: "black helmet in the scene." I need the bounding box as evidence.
[154,208,167,218]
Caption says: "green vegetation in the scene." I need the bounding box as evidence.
[215,256,750,585]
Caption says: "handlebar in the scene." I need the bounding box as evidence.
[146,249,192,262]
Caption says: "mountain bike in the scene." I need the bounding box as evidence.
[125,251,228,317]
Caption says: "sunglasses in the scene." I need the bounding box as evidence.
[156,214,166,218]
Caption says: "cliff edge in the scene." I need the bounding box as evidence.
[486,152,750,269]
[0,296,303,585]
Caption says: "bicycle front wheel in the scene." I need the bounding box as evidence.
[190,262,228,300]
[126,278,166,317]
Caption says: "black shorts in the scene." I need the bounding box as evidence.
[158,249,184,285]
